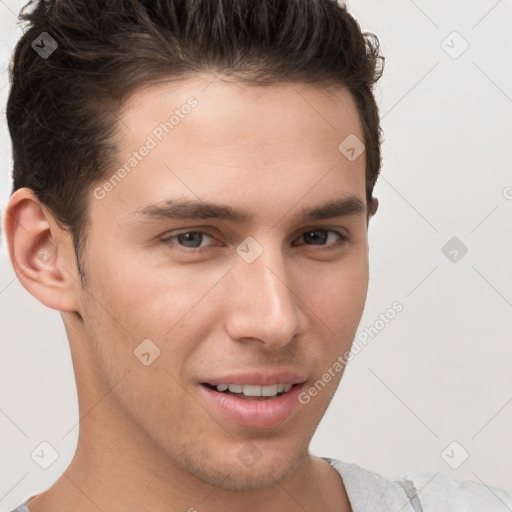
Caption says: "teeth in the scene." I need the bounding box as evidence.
[243,384,277,397]
[215,383,293,396]
[261,385,278,397]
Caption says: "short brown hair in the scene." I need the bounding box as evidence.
[6,0,384,280]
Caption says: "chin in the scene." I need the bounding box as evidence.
[183,446,304,491]
[201,462,296,491]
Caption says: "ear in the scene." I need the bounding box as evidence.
[3,187,81,312]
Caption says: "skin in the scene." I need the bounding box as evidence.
[5,75,377,512]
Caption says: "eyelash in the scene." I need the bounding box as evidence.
[161,229,349,254]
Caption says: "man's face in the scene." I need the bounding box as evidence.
[75,76,370,489]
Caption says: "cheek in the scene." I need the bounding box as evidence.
[294,253,369,383]
[81,252,232,387]
[86,247,215,330]
[299,255,369,331]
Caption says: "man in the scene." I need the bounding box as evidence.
[3,0,512,510]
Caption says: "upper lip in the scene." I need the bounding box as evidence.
[201,369,307,387]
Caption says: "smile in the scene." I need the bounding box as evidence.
[199,382,304,428]
[206,383,293,399]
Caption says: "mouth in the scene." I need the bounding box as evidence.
[198,382,305,429]
[201,382,296,401]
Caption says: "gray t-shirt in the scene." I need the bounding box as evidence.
[9,456,512,511]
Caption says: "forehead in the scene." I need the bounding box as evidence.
[93,75,366,225]
[118,75,363,150]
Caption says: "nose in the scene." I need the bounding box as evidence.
[224,244,304,349]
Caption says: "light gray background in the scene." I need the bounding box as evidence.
[1,0,511,509]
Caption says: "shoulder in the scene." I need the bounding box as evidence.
[324,457,418,511]
[8,501,30,512]
[6,495,33,512]
[323,457,512,511]
[404,470,512,511]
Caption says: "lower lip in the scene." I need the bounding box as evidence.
[199,383,304,429]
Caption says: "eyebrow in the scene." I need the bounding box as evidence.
[133,196,366,224]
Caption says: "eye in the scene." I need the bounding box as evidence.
[161,231,217,253]
[293,229,348,248]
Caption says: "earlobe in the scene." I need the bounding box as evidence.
[4,188,80,312]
